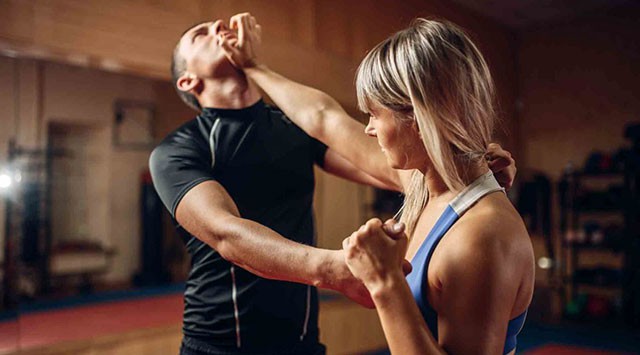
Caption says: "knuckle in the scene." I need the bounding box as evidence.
[345,248,353,258]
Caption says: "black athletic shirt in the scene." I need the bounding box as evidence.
[149,100,328,354]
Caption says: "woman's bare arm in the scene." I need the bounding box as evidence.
[220,13,404,191]
[245,65,404,191]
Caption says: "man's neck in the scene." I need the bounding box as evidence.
[198,74,262,109]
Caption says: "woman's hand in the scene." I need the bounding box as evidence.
[343,218,410,293]
[219,12,262,69]
[486,143,517,190]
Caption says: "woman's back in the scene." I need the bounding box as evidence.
[406,173,535,353]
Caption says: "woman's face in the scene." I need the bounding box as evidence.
[364,103,427,170]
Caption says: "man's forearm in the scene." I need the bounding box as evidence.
[175,180,368,302]
[210,214,342,290]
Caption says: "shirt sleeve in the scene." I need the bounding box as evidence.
[149,137,216,218]
[309,137,328,168]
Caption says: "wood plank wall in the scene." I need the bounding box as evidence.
[0,3,518,354]
[0,0,517,129]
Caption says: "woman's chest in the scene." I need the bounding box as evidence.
[405,202,451,261]
[405,204,457,309]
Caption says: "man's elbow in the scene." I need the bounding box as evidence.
[201,215,242,261]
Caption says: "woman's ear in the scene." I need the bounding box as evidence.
[410,115,420,134]
[176,73,200,93]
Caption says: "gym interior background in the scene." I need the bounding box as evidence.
[0,0,639,354]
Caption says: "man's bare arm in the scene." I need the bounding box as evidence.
[176,180,374,307]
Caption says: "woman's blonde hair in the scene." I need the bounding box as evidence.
[356,18,496,235]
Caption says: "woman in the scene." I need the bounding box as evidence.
[220,13,534,355]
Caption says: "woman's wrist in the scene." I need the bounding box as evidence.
[367,270,406,304]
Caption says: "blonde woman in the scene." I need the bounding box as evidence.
[220,13,534,355]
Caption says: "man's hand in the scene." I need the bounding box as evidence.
[486,143,517,191]
[324,250,375,308]
[322,247,411,309]
[219,12,262,69]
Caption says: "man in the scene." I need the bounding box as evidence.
[150,15,517,355]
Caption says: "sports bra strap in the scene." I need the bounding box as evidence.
[449,171,505,216]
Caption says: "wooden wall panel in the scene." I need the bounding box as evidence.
[15,60,41,147]
[314,1,353,59]
[0,0,520,284]
[0,0,518,124]
[0,1,35,44]
[0,0,361,105]
[517,6,640,177]
[0,57,17,160]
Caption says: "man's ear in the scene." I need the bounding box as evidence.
[176,73,200,93]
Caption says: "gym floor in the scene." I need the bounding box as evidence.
[2,286,638,354]
[371,324,640,354]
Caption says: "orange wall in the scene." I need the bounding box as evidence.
[517,7,640,178]
[0,0,518,254]
[0,0,517,139]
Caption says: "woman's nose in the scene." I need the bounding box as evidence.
[364,121,376,137]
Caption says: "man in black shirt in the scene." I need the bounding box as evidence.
[150,16,517,355]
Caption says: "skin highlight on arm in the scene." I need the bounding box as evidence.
[175,180,375,308]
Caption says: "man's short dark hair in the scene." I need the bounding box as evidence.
[171,34,202,112]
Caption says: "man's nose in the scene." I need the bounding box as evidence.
[212,20,225,35]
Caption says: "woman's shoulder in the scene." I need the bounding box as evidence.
[443,193,531,260]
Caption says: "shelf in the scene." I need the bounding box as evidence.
[574,283,623,297]
[564,244,625,253]
[576,172,625,178]
[576,207,624,213]
[558,154,640,324]
[573,281,623,293]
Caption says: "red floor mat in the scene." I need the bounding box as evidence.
[18,294,183,350]
[524,344,636,354]
[0,320,18,353]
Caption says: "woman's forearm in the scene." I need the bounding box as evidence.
[244,64,403,191]
[245,64,343,141]
[371,276,446,355]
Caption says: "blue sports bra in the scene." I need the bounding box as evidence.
[405,171,527,354]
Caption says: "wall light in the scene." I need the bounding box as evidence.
[0,173,12,189]
[537,257,553,270]
[0,167,21,191]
